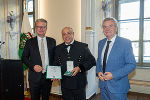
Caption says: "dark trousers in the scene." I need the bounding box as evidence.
[61,87,86,100]
[30,74,52,100]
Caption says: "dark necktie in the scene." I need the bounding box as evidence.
[103,41,111,73]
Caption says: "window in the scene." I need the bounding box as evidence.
[23,0,35,32]
[118,0,150,66]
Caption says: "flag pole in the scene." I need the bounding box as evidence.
[23,0,30,96]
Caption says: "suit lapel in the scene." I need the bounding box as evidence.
[99,39,107,63]
[69,41,76,55]
[33,37,40,55]
[32,37,42,64]
[107,36,119,63]
[62,43,69,55]
[46,37,50,55]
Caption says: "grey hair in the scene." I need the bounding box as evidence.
[35,18,47,27]
[61,27,74,33]
[102,17,118,28]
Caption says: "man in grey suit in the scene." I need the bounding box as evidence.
[96,17,136,100]
[22,18,56,100]
[54,27,96,100]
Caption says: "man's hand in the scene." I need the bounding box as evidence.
[72,66,80,76]
[33,65,43,72]
[97,72,105,81]
[103,72,113,81]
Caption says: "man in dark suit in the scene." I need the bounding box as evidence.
[22,18,56,100]
[54,27,96,100]
[96,17,136,100]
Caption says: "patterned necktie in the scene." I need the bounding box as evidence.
[41,39,45,73]
[103,41,111,73]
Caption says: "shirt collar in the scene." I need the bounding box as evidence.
[107,35,116,43]
[65,39,74,45]
[37,36,46,41]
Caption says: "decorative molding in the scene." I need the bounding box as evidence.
[7,11,16,31]
[101,0,113,18]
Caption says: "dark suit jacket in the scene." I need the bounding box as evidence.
[54,40,96,89]
[22,36,56,85]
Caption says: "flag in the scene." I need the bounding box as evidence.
[19,10,34,71]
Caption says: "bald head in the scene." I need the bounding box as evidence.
[62,27,73,33]
[61,27,74,44]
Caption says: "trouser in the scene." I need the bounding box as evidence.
[61,87,86,100]
[100,86,127,100]
[30,74,52,100]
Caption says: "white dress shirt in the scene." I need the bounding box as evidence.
[65,39,74,53]
[101,35,117,64]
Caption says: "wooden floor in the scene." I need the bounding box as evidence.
[49,92,150,100]
[87,92,150,100]
[49,94,62,100]
[25,92,150,100]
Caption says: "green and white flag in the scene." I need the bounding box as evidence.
[19,10,34,71]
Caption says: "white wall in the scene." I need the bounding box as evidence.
[38,0,81,45]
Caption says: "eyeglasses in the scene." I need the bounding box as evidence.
[36,26,47,29]
[103,25,116,29]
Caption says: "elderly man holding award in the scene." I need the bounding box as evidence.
[53,27,96,100]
